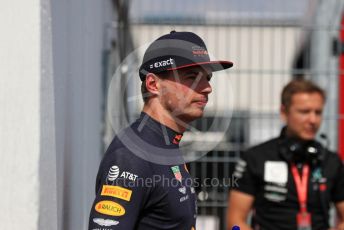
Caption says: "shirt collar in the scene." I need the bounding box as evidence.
[131,112,183,148]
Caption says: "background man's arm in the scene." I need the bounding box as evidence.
[334,201,344,230]
[227,190,255,230]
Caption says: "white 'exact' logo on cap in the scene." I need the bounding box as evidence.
[150,58,174,69]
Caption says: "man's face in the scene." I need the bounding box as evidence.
[281,92,324,141]
[158,66,212,123]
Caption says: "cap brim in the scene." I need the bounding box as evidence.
[166,61,233,72]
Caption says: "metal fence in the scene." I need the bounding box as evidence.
[104,0,344,229]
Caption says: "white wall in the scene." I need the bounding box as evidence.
[0,0,114,229]
[51,0,111,229]
[0,0,57,229]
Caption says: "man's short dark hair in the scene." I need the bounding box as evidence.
[281,78,326,110]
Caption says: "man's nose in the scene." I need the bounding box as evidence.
[309,112,319,123]
[200,78,212,94]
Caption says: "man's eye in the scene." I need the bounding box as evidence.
[299,110,310,114]
[315,110,323,115]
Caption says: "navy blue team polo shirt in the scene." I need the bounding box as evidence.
[88,112,197,230]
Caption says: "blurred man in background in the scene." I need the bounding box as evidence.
[88,31,233,230]
[227,79,344,230]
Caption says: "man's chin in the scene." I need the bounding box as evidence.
[190,110,205,119]
[175,110,205,123]
[299,133,317,141]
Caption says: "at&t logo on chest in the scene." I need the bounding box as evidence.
[120,171,138,181]
[106,166,120,182]
[106,165,138,184]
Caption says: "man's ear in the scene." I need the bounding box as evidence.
[280,104,287,123]
[145,73,159,96]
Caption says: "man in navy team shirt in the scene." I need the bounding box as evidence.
[88,31,233,230]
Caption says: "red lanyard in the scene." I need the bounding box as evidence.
[291,164,310,213]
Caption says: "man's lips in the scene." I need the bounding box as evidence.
[192,98,208,106]
[303,127,318,136]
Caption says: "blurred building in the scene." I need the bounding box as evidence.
[1,1,129,230]
[0,0,343,230]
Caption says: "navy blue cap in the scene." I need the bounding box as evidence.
[139,31,233,81]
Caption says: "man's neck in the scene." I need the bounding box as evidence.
[285,129,315,142]
[142,104,187,133]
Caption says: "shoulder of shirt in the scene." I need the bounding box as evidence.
[244,137,280,157]
[100,133,155,177]
[324,149,343,165]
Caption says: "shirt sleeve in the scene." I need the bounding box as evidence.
[88,146,152,230]
[232,150,259,196]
